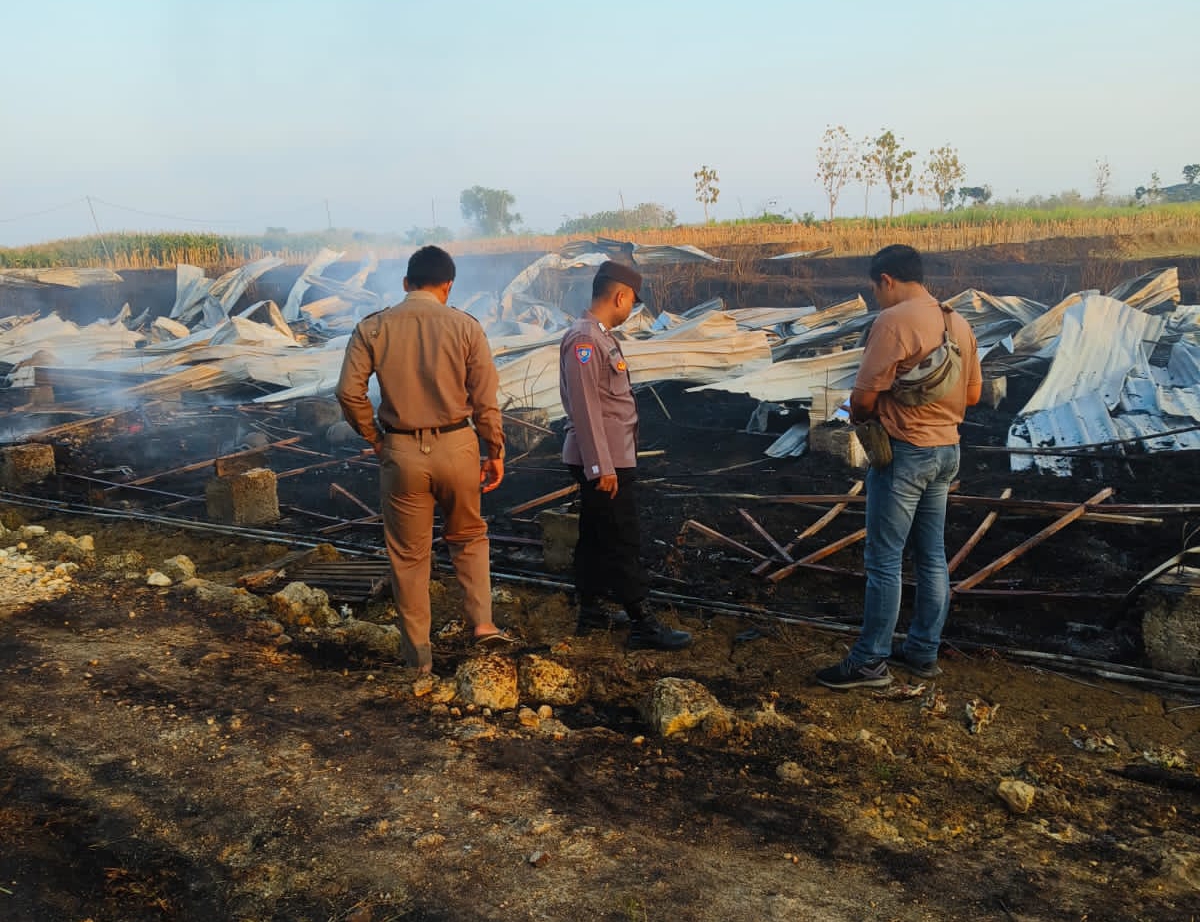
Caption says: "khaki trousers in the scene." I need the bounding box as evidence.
[379,426,491,669]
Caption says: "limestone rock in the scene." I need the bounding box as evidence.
[455,656,519,711]
[776,761,810,786]
[643,677,734,739]
[518,654,588,706]
[0,443,56,488]
[1159,850,1200,895]
[518,706,540,728]
[269,581,339,629]
[411,832,445,850]
[329,618,404,659]
[161,554,196,582]
[183,577,268,616]
[41,531,95,565]
[146,571,172,587]
[997,779,1036,814]
[102,550,146,576]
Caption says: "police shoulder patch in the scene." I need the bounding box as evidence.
[575,344,594,364]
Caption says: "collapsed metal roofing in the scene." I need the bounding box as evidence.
[0,252,1194,477]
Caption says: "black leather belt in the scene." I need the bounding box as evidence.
[383,418,470,436]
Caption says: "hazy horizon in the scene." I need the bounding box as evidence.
[3,0,1197,248]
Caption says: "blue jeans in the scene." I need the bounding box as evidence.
[849,439,960,667]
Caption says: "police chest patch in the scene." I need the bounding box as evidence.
[575,344,593,364]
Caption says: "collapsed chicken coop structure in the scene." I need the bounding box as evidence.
[1,241,1199,687]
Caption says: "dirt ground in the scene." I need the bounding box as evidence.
[3,240,1200,921]
[1,504,1199,922]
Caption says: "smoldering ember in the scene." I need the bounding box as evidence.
[1,239,1199,922]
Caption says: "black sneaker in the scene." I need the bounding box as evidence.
[627,616,692,651]
[886,654,943,679]
[815,659,893,689]
[575,605,632,636]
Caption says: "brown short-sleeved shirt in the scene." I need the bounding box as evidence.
[854,292,982,447]
[335,290,505,458]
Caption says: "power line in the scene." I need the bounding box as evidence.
[0,197,86,223]
[88,197,330,227]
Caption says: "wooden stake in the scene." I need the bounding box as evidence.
[767,528,867,583]
[953,487,1115,593]
[751,480,863,575]
[681,519,768,560]
[504,483,579,516]
[948,487,1012,574]
[330,483,377,518]
[737,508,792,562]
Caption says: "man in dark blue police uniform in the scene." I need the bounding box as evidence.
[558,261,692,650]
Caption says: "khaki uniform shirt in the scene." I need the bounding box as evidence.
[854,292,982,447]
[335,290,505,458]
[559,314,637,479]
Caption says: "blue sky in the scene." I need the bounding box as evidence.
[2,0,1197,246]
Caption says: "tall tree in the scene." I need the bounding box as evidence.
[921,144,966,211]
[872,130,916,220]
[1184,164,1200,185]
[1094,158,1112,202]
[855,135,882,215]
[815,125,855,223]
[459,186,521,236]
[694,165,720,222]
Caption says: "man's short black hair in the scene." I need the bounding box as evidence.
[406,245,456,288]
[592,275,624,302]
[869,244,923,284]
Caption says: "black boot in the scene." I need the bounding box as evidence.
[627,615,692,651]
[575,602,631,636]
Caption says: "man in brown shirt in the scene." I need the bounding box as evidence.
[559,261,691,650]
[816,244,982,690]
[336,245,513,673]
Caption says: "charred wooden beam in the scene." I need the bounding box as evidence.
[737,508,792,562]
[110,437,302,489]
[948,487,1012,574]
[953,487,1116,593]
[751,480,863,576]
[330,483,378,518]
[766,528,867,583]
[681,519,768,561]
[504,483,579,516]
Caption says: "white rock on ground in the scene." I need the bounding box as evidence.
[518,654,588,706]
[643,677,734,739]
[161,554,197,582]
[997,779,1037,814]
[455,656,519,711]
[269,581,340,628]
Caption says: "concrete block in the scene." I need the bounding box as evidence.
[27,386,56,406]
[536,508,579,571]
[1139,572,1200,677]
[980,376,1007,409]
[294,397,345,433]
[808,423,867,469]
[0,443,56,488]
[206,467,280,525]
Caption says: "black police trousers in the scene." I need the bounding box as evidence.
[567,465,650,607]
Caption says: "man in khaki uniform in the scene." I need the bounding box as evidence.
[336,246,514,673]
[816,244,982,690]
